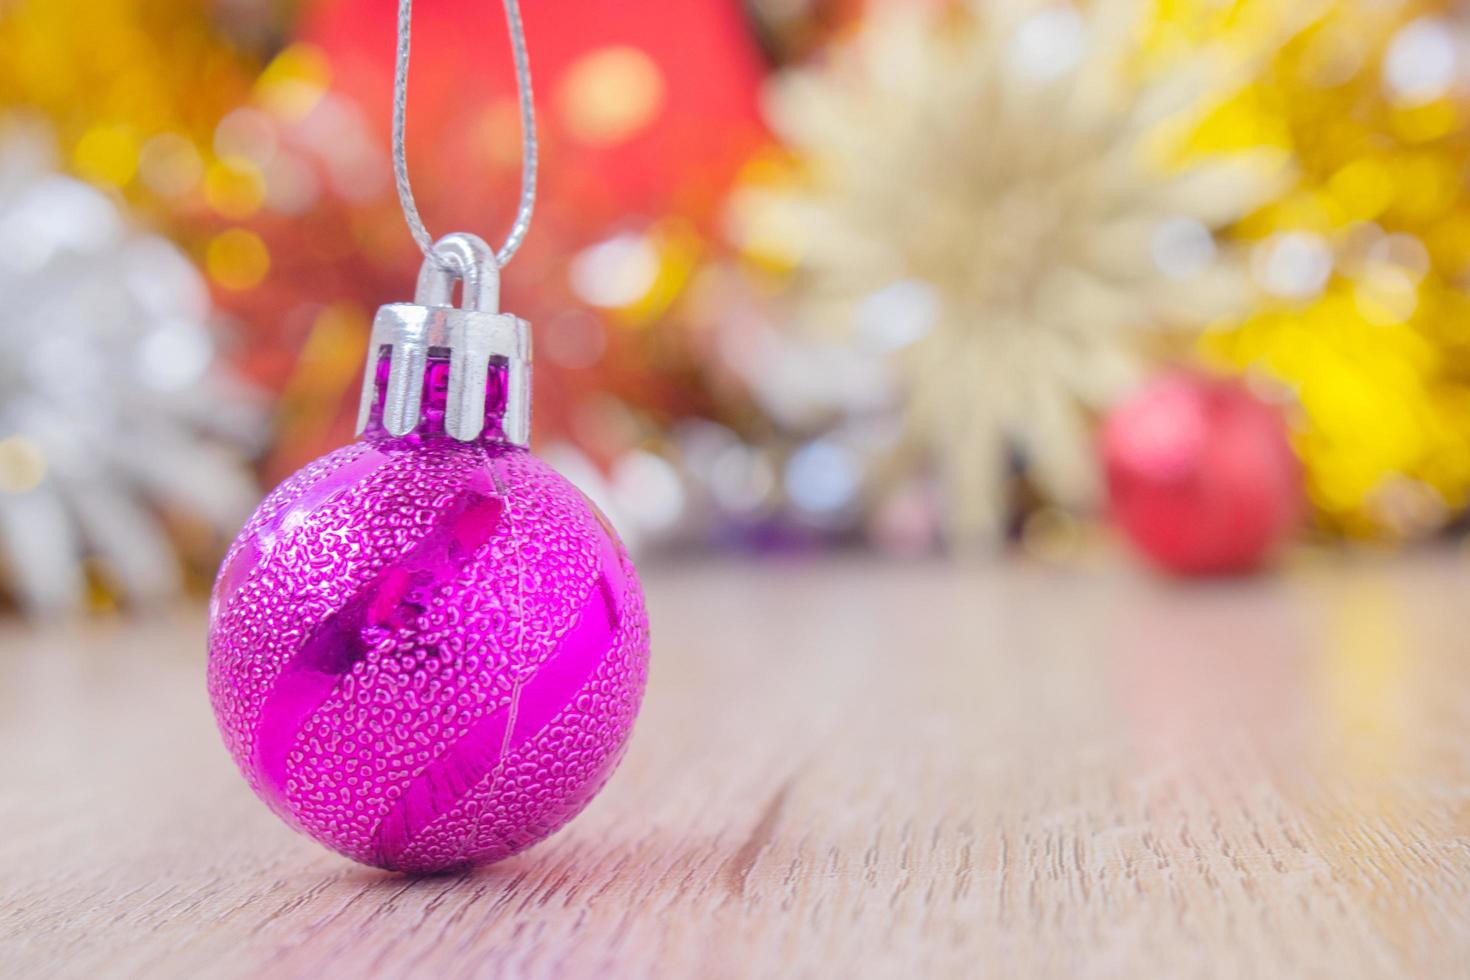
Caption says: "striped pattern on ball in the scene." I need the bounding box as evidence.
[207,440,649,872]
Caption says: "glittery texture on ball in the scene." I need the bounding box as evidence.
[1102,371,1302,576]
[206,429,650,873]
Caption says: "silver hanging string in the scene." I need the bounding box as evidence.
[392,0,538,269]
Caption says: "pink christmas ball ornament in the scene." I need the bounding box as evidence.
[1101,371,1302,576]
[208,237,650,873]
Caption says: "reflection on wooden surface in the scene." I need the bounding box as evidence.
[2,554,1468,977]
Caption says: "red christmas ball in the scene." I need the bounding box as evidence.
[1101,372,1302,576]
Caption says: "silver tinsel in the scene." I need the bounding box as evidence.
[0,124,261,615]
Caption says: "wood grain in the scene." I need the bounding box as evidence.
[2,554,1469,978]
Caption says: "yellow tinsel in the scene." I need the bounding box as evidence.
[1155,0,1470,538]
[0,0,270,218]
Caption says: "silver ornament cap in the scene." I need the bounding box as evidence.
[355,232,531,445]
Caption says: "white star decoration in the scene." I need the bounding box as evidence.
[736,0,1295,544]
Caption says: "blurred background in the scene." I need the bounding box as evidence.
[3,0,1470,617]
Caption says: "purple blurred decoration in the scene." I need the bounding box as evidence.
[207,351,650,873]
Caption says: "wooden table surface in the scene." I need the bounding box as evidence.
[3,553,1469,979]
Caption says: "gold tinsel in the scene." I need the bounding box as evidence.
[1155,0,1470,539]
[0,0,269,200]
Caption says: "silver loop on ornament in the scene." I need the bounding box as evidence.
[414,231,501,312]
[392,0,537,269]
[357,232,532,446]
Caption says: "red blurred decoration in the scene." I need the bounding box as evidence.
[1102,372,1302,576]
[225,0,769,483]
[302,0,766,233]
